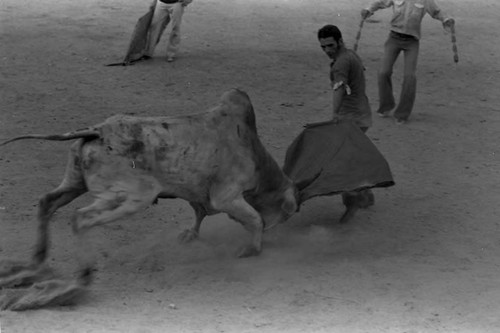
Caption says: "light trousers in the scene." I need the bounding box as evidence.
[377,32,420,120]
[145,1,185,58]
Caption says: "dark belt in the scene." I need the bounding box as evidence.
[159,0,180,3]
[390,31,417,40]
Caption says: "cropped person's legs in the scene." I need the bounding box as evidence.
[376,35,401,116]
[145,2,171,57]
[166,3,185,61]
[393,39,419,122]
[339,127,374,223]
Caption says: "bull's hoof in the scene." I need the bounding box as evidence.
[177,229,199,243]
[0,263,56,288]
[0,260,35,278]
[339,205,358,224]
[1,279,86,311]
[237,245,261,258]
[0,290,20,310]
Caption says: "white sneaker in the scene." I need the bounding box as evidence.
[395,118,407,125]
[377,111,390,118]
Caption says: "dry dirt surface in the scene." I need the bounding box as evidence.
[1,0,500,332]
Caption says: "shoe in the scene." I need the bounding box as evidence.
[357,190,375,208]
[377,111,390,118]
[395,117,407,125]
[339,205,358,224]
[376,103,395,117]
[166,56,175,62]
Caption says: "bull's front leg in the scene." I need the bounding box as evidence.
[212,196,264,258]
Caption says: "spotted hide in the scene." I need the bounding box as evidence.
[0,89,297,310]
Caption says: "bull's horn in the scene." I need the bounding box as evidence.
[294,169,322,191]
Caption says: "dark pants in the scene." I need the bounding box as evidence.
[377,31,420,120]
[341,126,374,216]
[342,189,374,208]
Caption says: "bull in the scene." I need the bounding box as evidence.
[0,89,300,310]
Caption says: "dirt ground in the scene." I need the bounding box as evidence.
[1,0,499,332]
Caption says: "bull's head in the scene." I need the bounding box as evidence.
[263,169,323,231]
[250,181,298,231]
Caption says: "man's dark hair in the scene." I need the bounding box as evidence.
[317,25,343,42]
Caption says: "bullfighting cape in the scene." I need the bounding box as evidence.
[283,120,394,204]
[106,0,157,66]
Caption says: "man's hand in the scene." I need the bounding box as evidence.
[443,18,455,33]
[361,9,371,20]
[332,116,340,125]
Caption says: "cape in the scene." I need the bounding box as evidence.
[106,0,157,66]
[283,120,395,204]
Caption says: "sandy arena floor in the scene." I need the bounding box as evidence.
[1,0,499,332]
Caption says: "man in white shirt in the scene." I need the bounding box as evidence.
[361,0,455,123]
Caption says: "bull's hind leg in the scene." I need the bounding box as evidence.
[34,181,87,264]
[36,141,88,263]
[178,202,208,243]
[1,176,162,311]
[73,177,162,286]
[0,143,87,288]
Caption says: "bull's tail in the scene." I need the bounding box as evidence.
[0,129,100,147]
